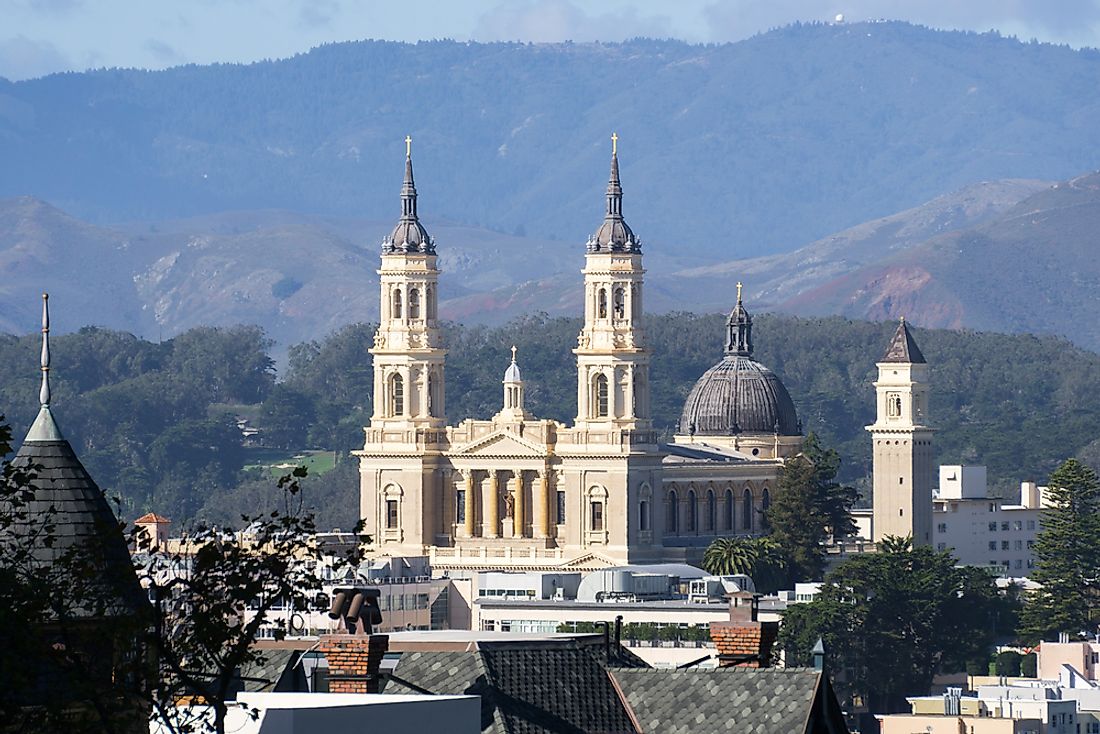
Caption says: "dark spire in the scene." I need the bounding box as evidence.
[881,318,926,364]
[587,133,640,254]
[382,135,434,254]
[725,281,753,357]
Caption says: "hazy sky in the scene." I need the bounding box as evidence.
[3,0,1100,81]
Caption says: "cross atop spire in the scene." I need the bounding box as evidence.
[736,281,743,305]
[611,132,618,155]
[511,345,518,362]
[587,134,639,253]
[405,135,412,157]
[383,136,434,254]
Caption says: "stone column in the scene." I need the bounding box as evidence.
[483,470,499,538]
[463,470,476,538]
[534,469,550,539]
[513,470,525,538]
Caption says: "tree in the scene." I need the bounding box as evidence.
[765,433,857,581]
[778,536,1001,713]
[1020,458,1100,643]
[702,536,788,593]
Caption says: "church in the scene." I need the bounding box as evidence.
[357,137,932,571]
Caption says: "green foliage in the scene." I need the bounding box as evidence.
[701,536,788,594]
[1021,652,1037,677]
[778,537,1004,713]
[766,433,857,581]
[995,651,1022,677]
[1020,459,1100,642]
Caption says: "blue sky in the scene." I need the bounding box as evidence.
[3,0,1100,81]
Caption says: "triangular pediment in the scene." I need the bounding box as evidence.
[451,429,547,458]
[560,552,617,570]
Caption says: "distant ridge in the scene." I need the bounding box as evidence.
[3,21,1100,259]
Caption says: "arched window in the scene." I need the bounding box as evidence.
[390,373,404,416]
[426,286,435,320]
[597,288,608,319]
[761,488,771,530]
[427,374,435,417]
[687,489,697,532]
[408,288,421,319]
[595,374,609,417]
[667,490,678,534]
[724,488,735,530]
[741,489,753,531]
[639,500,650,531]
[613,286,625,319]
[706,489,716,532]
[393,289,403,319]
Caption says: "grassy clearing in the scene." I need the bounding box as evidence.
[243,448,337,477]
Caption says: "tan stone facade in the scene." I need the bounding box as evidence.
[357,145,802,572]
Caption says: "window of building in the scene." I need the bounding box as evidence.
[742,489,753,531]
[1013,520,1023,531]
[456,489,466,524]
[639,500,650,531]
[937,522,947,533]
[1015,559,1022,570]
[556,490,566,525]
[1015,540,1023,550]
[887,393,901,417]
[1027,559,1035,569]
[613,287,625,319]
[597,288,608,319]
[391,373,404,416]
[386,499,399,529]
[989,541,997,551]
[1027,539,1035,549]
[1001,521,1010,531]
[761,489,771,530]
[426,286,435,320]
[988,522,997,532]
[706,490,716,532]
[595,374,609,417]
[687,490,697,532]
[667,490,679,534]
[393,289,403,319]
[1001,541,1009,551]
[590,500,604,531]
[1027,520,1036,530]
[989,503,995,512]
[937,543,946,551]
[408,288,421,319]
[724,488,734,531]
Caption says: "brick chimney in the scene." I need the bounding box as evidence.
[319,634,389,693]
[710,592,778,668]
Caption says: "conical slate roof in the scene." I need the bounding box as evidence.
[881,319,926,364]
[6,295,146,619]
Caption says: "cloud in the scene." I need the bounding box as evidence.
[0,35,73,80]
[144,39,188,66]
[472,0,674,42]
[701,0,1100,45]
[299,0,341,29]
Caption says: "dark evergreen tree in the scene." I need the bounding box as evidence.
[765,433,857,581]
[1020,458,1100,642]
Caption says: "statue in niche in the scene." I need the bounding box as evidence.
[504,490,515,519]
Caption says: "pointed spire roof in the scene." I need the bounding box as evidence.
[881,318,926,364]
[724,281,753,357]
[10,294,147,619]
[382,135,434,254]
[26,293,63,442]
[587,133,640,254]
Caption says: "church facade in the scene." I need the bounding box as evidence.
[357,139,932,571]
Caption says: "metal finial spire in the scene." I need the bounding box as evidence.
[39,292,51,407]
[736,281,743,305]
[511,345,517,363]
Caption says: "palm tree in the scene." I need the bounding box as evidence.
[702,536,788,593]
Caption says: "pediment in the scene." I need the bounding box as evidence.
[451,430,548,458]
[560,552,617,570]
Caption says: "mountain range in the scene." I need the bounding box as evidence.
[3,22,1100,262]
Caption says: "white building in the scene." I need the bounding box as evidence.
[932,465,1048,575]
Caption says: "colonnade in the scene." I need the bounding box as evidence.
[450,468,552,540]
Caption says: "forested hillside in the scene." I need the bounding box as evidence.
[3,313,1098,530]
[3,22,1100,260]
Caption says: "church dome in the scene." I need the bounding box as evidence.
[679,285,800,437]
[679,355,800,436]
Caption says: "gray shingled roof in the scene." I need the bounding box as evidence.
[611,667,826,734]
[679,355,801,437]
[881,320,926,364]
[8,435,147,618]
